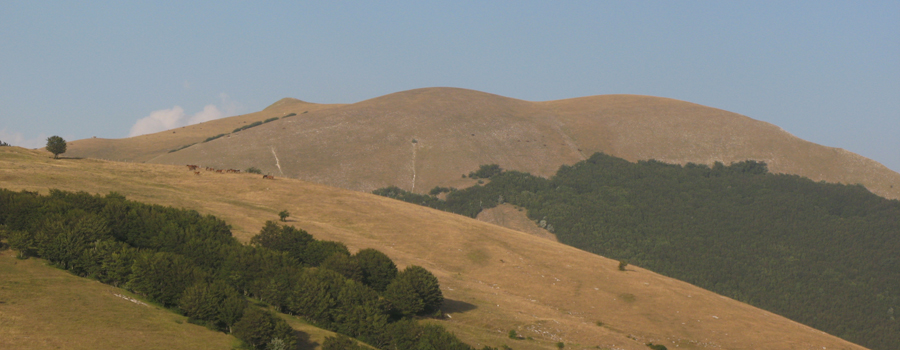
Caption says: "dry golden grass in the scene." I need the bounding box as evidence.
[0,147,868,349]
[476,204,557,242]
[65,98,343,163]
[66,87,900,200]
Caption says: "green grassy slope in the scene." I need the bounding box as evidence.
[0,250,237,350]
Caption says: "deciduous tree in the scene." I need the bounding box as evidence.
[45,135,66,159]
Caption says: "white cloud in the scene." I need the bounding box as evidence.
[187,104,225,125]
[0,129,48,149]
[127,94,239,137]
[128,106,186,137]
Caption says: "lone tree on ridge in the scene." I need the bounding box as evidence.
[46,136,67,159]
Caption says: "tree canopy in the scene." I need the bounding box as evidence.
[45,135,66,158]
[0,188,469,350]
[375,153,900,350]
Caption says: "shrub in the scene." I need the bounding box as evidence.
[169,143,197,153]
[203,134,226,143]
[278,210,289,222]
[469,164,503,179]
[618,260,628,271]
[508,330,518,339]
[429,186,453,196]
[246,167,263,174]
[646,343,668,350]
[264,117,279,123]
[8,229,35,259]
[232,308,296,350]
[323,334,365,350]
[248,121,263,127]
[234,121,265,133]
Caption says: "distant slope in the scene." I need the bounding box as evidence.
[67,87,900,200]
[0,146,868,350]
[66,98,343,163]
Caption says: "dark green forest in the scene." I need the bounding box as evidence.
[375,154,900,350]
[0,189,484,350]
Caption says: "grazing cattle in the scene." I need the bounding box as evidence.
[186,164,199,171]
[194,171,201,175]
[216,169,224,173]
[263,175,275,179]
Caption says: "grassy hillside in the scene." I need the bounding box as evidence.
[66,98,342,163]
[66,87,900,200]
[0,146,868,350]
[0,249,238,350]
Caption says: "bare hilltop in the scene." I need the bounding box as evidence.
[66,87,900,200]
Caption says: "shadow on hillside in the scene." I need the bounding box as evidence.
[442,298,477,315]
[295,330,319,350]
[55,156,83,160]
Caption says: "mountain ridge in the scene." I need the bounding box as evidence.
[65,87,900,199]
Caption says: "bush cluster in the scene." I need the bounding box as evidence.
[168,143,197,153]
[203,134,226,143]
[468,164,502,179]
[234,121,264,133]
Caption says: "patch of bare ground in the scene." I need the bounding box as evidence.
[0,147,868,349]
[476,204,557,242]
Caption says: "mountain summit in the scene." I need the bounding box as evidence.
[68,87,900,199]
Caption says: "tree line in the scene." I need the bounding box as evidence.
[0,188,486,350]
[375,154,900,350]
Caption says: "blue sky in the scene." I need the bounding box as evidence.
[1,2,898,171]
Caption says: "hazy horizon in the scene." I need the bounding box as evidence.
[1,2,897,171]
